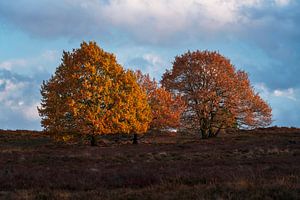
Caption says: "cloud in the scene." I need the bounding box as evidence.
[0,0,299,128]
[126,53,167,79]
[254,83,298,101]
[273,88,296,100]
[0,50,57,76]
[0,48,57,130]
[0,59,28,71]
[41,50,59,62]
[20,102,41,121]
[235,1,300,89]
[2,0,298,85]
[0,67,48,130]
[0,44,62,130]
[0,0,294,42]
[0,0,108,39]
[254,83,300,127]
[274,0,292,6]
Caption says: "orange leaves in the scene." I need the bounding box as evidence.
[38,41,151,137]
[150,87,186,129]
[162,50,272,138]
[135,70,186,130]
[38,43,271,140]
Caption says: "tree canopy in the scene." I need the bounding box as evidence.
[38,41,152,140]
[135,70,185,130]
[161,50,272,138]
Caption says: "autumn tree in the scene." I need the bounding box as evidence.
[135,70,185,131]
[38,41,152,145]
[161,50,272,138]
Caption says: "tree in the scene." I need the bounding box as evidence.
[135,70,185,130]
[161,50,272,138]
[38,41,152,145]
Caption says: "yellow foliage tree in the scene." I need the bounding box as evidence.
[38,41,152,145]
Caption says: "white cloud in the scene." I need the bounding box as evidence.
[103,0,258,26]
[1,0,293,43]
[254,82,300,127]
[255,83,297,101]
[0,48,59,129]
[0,49,58,75]
[274,88,296,100]
[20,102,40,121]
[143,54,164,67]
[42,50,58,61]
[100,0,252,41]
[0,75,41,123]
[274,0,292,6]
[0,79,27,102]
[0,59,28,71]
[142,53,166,78]
[126,53,167,79]
[100,0,292,36]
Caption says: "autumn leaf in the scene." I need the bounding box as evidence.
[38,41,152,141]
[161,50,272,138]
[135,70,185,130]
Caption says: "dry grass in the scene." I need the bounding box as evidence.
[0,127,299,199]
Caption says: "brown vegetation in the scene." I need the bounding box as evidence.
[0,127,299,199]
[162,51,272,138]
[135,70,186,130]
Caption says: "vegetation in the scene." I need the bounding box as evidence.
[135,70,185,130]
[162,50,272,138]
[38,42,272,143]
[38,42,152,145]
[0,128,299,199]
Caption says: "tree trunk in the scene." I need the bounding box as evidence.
[200,129,209,139]
[208,128,213,138]
[90,135,97,146]
[211,127,221,137]
[132,133,138,144]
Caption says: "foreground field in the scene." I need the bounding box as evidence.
[0,128,299,200]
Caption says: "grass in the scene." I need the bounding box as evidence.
[0,127,299,199]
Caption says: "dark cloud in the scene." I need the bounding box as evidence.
[0,0,110,40]
[236,2,300,89]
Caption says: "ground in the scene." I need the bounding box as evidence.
[0,127,299,200]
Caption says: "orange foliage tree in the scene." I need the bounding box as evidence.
[161,50,272,138]
[135,70,185,130]
[38,41,152,145]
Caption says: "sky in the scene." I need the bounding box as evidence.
[0,0,299,130]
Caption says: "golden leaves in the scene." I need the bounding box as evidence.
[38,43,271,140]
[38,41,151,136]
